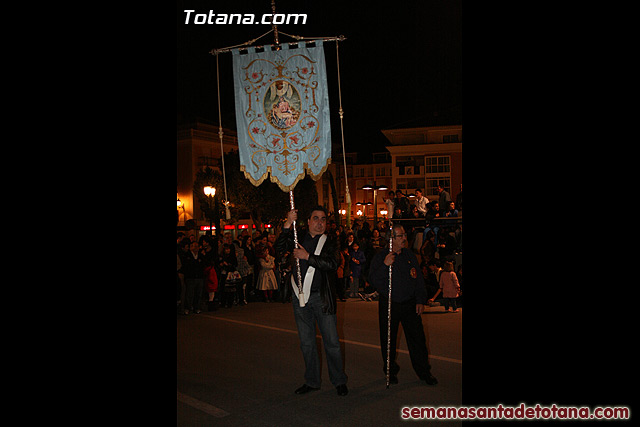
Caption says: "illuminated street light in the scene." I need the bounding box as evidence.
[177,194,186,225]
[203,186,217,235]
[361,182,387,224]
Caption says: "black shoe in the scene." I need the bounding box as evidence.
[423,372,438,385]
[336,384,348,396]
[294,384,320,394]
[388,375,398,384]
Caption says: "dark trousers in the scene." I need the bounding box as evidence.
[378,297,432,380]
[221,286,235,307]
[292,291,348,388]
[185,278,204,311]
[336,277,347,300]
[443,297,457,311]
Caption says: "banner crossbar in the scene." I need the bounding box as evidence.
[210,33,346,56]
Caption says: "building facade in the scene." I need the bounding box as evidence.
[178,119,461,235]
[321,125,462,224]
[382,125,462,207]
[177,118,239,229]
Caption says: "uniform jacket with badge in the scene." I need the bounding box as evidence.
[369,247,427,304]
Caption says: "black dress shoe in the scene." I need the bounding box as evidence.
[423,372,438,385]
[294,384,320,394]
[336,384,348,396]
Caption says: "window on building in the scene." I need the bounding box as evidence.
[376,166,389,177]
[425,156,450,173]
[396,155,423,176]
[443,134,459,143]
[373,152,390,163]
[396,179,422,194]
[424,155,451,199]
[425,178,451,199]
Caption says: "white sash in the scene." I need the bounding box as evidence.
[291,234,327,307]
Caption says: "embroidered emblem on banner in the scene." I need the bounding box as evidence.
[232,42,332,192]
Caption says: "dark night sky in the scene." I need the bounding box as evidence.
[177,0,461,153]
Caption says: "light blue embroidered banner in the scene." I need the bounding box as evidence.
[232,42,331,192]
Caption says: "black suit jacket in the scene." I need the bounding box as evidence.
[275,227,339,314]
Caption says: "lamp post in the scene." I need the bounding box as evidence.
[362,182,388,225]
[177,196,186,226]
[338,209,346,226]
[204,186,216,236]
[356,201,372,223]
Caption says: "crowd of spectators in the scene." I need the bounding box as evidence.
[176,187,462,313]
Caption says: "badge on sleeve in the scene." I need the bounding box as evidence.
[410,267,417,278]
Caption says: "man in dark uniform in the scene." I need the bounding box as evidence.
[369,224,438,386]
[275,206,349,396]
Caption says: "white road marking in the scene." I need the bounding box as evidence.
[177,391,230,418]
[203,315,462,364]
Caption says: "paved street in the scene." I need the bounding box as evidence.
[177,298,462,426]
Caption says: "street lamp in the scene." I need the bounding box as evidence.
[362,182,388,225]
[177,195,186,225]
[338,209,346,225]
[206,185,231,220]
[356,201,372,222]
[203,186,216,235]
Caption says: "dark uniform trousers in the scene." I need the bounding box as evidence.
[378,297,432,380]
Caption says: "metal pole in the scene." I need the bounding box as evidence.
[216,54,231,220]
[336,39,351,229]
[289,191,305,307]
[271,0,280,48]
[209,35,346,56]
[386,220,393,388]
